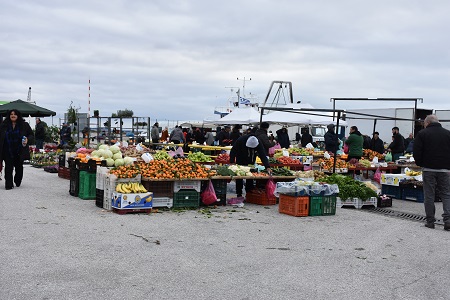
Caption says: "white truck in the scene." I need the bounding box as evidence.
[344,108,433,143]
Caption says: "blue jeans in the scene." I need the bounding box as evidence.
[423,171,450,224]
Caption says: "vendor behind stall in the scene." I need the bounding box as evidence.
[230,135,272,198]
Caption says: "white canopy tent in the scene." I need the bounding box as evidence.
[263,110,348,126]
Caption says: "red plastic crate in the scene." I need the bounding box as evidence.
[58,166,70,180]
[245,188,277,205]
[278,194,309,217]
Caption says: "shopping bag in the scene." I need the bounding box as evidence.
[373,167,381,183]
[265,177,276,199]
[385,152,392,162]
[268,143,281,155]
[201,180,218,205]
[343,143,349,154]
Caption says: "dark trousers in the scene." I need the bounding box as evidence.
[36,139,44,150]
[236,179,254,197]
[152,138,159,149]
[3,155,23,188]
[423,171,450,224]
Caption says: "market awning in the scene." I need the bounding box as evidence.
[0,99,56,117]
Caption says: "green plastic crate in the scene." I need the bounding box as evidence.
[78,171,96,200]
[173,190,200,208]
[309,196,323,216]
[322,195,337,215]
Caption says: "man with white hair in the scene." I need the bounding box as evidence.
[413,114,450,230]
[230,134,272,198]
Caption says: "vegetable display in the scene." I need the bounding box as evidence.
[320,173,377,200]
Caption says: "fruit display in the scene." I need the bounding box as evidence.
[405,170,422,176]
[115,182,148,193]
[363,149,384,161]
[289,147,313,155]
[215,153,230,164]
[187,152,213,162]
[152,150,173,161]
[347,158,371,168]
[138,159,213,179]
[90,144,134,167]
[110,164,141,178]
[313,170,327,181]
[316,157,348,170]
[30,152,59,167]
[276,156,302,165]
[293,170,315,178]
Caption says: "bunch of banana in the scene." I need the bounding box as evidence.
[115,182,148,193]
[405,170,422,176]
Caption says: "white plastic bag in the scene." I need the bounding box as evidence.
[324,152,331,159]
[141,153,153,163]
[305,143,314,149]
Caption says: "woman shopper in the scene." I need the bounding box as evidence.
[0,109,34,190]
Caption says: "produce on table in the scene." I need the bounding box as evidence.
[289,147,313,155]
[347,158,371,168]
[270,167,294,176]
[320,173,377,200]
[152,150,173,161]
[276,156,302,165]
[363,149,384,161]
[138,159,214,179]
[228,165,253,176]
[110,164,140,178]
[405,170,422,176]
[214,165,236,176]
[187,152,213,162]
[316,157,348,170]
[293,170,315,178]
[215,153,230,163]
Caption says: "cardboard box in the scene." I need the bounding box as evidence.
[380,174,408,186]
[112,192,153,209]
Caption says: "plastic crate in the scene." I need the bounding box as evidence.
[96,166,109,190]
[141,180,174,198]
[58,166,70,180]
[337,197,377,209]
[173,190,200,208]
[377,195,393,207]
[381,185,402,199]
[58,154,66,167]
[69,168,80,197]
[401,187,424,203]
[152,197,174,208]
[278,194,309,217]
[322,195,337,215]
[174,180,202,192]
[78,171,97,200]
[95,189,104,208]
[245,188,277,205]
[309,196,323,216]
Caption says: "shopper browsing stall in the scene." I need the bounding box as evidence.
[230,135,271,198]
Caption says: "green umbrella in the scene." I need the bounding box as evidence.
[0,99,56,117]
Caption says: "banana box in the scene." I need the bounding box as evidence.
[112,192,153,209]
[380,174,409,186]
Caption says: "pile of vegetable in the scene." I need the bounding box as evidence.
[320,173,377,200]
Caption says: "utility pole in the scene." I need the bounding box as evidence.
[27,87,32,103]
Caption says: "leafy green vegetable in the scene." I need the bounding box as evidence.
[320,174,377,200]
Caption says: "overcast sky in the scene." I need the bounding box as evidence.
[1,0,449,124]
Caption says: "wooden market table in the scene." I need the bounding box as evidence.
[188,145,233,155]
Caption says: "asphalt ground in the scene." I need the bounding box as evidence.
[0,166,448,300]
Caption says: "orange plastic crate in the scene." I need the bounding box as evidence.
[279,194,309,217]
[245,188,277,205]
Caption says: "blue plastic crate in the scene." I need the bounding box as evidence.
[381,185,402,199]
[401,187,424,203]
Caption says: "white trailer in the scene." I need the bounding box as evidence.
[435,110,450,131]
[344,108,432,143]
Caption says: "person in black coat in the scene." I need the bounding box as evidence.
[388,126,405,161]
[0,109,34,190]
[324,124,339,154]
[300,127,313,147]
[370,132,384,154]
[229,124,242,146]
[254,122,275,154]
[413,115,450,230]
[230,134,271,197]
[276,127,290,149]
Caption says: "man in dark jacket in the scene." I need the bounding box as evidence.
[276,127,290,149]
[34,118,46,149]
[413,115,450,230]
[370,132,384,154]
[215,126,232,146]
[254,122,275,155]
[388,127,405,161]
[324,124,339,154]
[230,135,271,197]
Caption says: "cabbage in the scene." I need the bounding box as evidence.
[114,158,124,167]
[105,158,115,167]
[110,145,120,154]
[103,150,113,159]
[91,150,99,158]
[99,144,109,150]
[123,156,134,166]
[97,149,105,158]
[113,152,123,160]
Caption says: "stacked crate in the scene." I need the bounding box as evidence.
[173,180,201,208]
